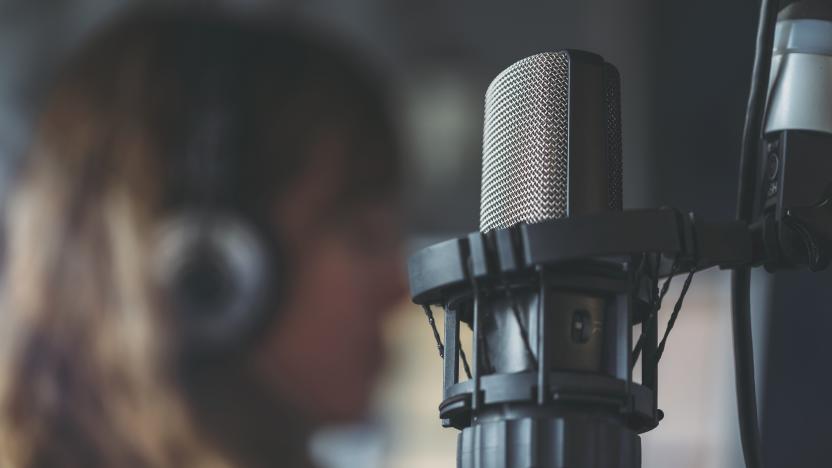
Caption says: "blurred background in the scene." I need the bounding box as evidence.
[1,1,829,467]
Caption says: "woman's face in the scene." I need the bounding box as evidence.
[249,145,407,424]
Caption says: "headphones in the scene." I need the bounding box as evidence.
[152,51,287,358]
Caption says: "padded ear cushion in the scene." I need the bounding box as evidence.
[154,214,286,357]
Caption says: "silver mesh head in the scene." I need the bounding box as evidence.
[479,52,570,232]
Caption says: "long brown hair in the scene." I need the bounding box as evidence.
[0,7,398,468]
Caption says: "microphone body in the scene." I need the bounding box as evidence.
[756,1,832,269]
[452,51,641,468]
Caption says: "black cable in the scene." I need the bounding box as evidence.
[656,269,695,361]
[784,216,823,269]
[732,1,780,467]
[421,305,445,358]
[732,270,763,468]
[471,284,495,374]
[459,343,473,380]
[420,304,472,379]
[632,255,680,366]
[656,258,680,306]
[502,279,539,369]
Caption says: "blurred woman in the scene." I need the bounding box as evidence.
[0,6,405,468]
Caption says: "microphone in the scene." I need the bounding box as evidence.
[755,0,832,270]
[472,51,635,468]
[478,50,624,380]
[414,50,645,468]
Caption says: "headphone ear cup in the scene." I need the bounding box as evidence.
[154,214,279,356]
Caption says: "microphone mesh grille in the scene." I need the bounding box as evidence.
[604,64,623,211]
[479,52,570,232]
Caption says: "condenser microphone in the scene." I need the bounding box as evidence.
[463,51,632,468]
[756,0,832,269]
[415,50,643,468]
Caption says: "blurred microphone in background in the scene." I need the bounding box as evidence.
[0,5,406,468]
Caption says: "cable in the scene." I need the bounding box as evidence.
[732,0,780,467]
[471,281,495,374]
[422,304,445,358]
[732,270,762,468]
[421,304,472,379]
[632,254,679,366]
[459,343,473,380]
[656,269,695,361]
[784,216,823,269]
[502,279,539,369]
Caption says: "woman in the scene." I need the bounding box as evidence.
[0,6,405,468]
